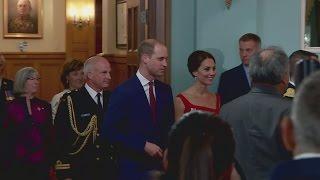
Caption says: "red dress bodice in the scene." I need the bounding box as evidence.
[176,93,221,115]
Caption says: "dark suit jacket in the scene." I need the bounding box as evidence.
[0,78,14,118]
[270,158,320,180]
[102,75,174,180]
[54,86,115,179]
[220,84,292,180]
[218,64,250,105]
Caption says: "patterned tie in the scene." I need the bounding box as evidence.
[148,81,156,123]
[96,92,103,112]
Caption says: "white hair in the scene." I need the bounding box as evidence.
[291,71,320,151]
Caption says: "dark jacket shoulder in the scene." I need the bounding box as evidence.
[220,64,244,78]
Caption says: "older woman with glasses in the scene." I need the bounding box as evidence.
[1,67,55,180]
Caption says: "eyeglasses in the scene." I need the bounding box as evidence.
[27,77,41,80]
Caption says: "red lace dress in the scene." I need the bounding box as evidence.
[176,93,221,115]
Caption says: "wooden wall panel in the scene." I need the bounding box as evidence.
[2,52,66,102]
[103,54,128,90]
[95,0,102,54]
[38,63,63,101]
[66,0,96,61]
[5,63,33,78]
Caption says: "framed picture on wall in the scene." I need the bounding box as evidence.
[116,0,127,49]
[3,0,43,38]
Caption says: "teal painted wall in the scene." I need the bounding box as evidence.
[171,0,196,95]
[170,0,301,95]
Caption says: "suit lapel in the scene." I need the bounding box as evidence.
[132,76,155,123]
[80,86,98,113]
[133,75,151,109]
[154,80,164,123]
[238,65,250,89]
[102,91,110,113]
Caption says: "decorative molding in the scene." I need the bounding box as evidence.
[2,52,66,101]
[102,53,127,63]
[2,52,66,60]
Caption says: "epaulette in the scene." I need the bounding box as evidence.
[4,90,15,101]
[283,88,295,98]
[60,91,72,102]
[60,89,79,102]
[68,89,79,94]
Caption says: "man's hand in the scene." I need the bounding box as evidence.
[144,141,163,158]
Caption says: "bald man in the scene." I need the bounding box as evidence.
[54,56,117,179]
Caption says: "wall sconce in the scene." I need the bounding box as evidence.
[68,4,94,30]
[225,0,232,9]
[73,15,90,29]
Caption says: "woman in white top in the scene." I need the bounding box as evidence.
[51,59,84,120]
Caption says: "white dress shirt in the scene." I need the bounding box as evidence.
[136,70,156,104]
[243,64,251,87]
[85,83,103,107]
[294,152,320,160]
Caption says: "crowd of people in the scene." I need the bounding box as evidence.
[1,34,320,180]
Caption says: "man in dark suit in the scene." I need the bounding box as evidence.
[220,47,292,180]
[218,33,261,105]
[0,55,14,118]
[271,71,320,180]
[54,55,116,179]
[283,50,318,98]
[102,39,174,180]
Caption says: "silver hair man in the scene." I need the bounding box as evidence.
[291,71,320,152]
[220,46,292,180]
[272,70,320,179]
[249,46,289,86]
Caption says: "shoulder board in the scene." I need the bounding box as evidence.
[69,89,79,94]
[60,91,73,102]
[283,88,295,98]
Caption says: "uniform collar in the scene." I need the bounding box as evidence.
[251,83,282,96]
[85,83,103,100]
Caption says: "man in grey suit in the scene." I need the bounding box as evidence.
[220,46,292,180]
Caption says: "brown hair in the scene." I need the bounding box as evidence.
[137,39,164,60]
[60,59,83,88]
[188,50,216,77]
[239,33,261,45]
[167,111,235,180]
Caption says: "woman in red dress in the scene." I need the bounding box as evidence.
[174,50,220,121]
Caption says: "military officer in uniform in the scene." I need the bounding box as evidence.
[54,55,117,179]
[0,55,14,119]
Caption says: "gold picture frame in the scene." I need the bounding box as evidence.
[3,0,43,38]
